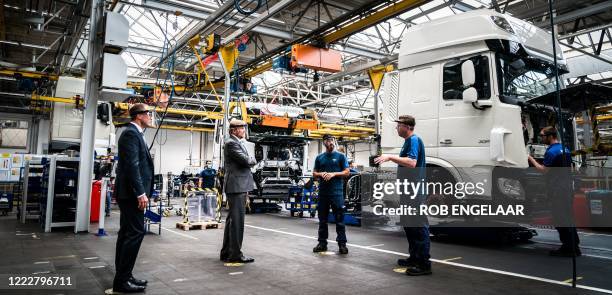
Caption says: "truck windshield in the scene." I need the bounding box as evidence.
[496,53,563,104]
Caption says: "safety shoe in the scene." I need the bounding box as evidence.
[397,258,416,267]
[405,265,432,276]
[338,244,349,255]
[313,243,328,253]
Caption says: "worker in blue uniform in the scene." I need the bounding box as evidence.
[528,126,580,257]
[375,115,432,276]
[312,134,350,254]
[198,160,216,189]
[348,160,359,174]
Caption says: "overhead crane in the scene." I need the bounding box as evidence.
[241,0,429,78]
[0,0,430,142]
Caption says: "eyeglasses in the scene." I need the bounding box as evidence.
[136,110,153,117]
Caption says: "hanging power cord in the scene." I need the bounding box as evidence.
[148,12,176,152]
[234,0,263,16]
[547,0,577,288]
[214,0,266,37]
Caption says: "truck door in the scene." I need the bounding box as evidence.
[381,65,440,157]
[438,55,494,167]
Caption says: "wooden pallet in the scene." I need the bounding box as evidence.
[176,221,220,231]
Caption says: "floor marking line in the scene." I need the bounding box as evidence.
[393,267,408,273]
[41,255,76,260]
[534,228,612,238]
[563,277,583,284]
[34,261,50,264]
[583,254,612,261]
[89,266,105,269]
[84,257,98,260]
[442,257,462,262]
[366,244,385,248]
[161,227,199,240]
[229,272,243,275]
[245,224,612,294]
[535,241,612,252]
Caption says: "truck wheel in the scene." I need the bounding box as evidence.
[426,166,457,218]
[290,211,295,217]
[310,211,316,218]
[298,211,304,218]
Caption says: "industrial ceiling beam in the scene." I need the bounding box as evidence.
[535,1,612,27]
[58,0,90,74]
[241,0,428,77]
[314,53,398,85]
[340,45,387,59]
[558,23,612,40]
[153,0,234,69]
[0,69,59,81]
[322,0,429,44]
[559,40,612,65]
[0,0,5,52]
[125,0,390,72]
[222,0,298,45]
[138,0,295,40]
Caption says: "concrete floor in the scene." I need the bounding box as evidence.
[0,207,611,295]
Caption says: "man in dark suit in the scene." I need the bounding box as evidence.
[113,103,154,293]
[220,119,257,263]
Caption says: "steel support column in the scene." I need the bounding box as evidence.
[75,0,104,233]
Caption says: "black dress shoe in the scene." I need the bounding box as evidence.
[405,265,432,276]
[313,243,327,253]
[226,255,255,263]
[338,244,349,255]
[113,281,146,293]
[397,258,416,267]
[129,277,148,286]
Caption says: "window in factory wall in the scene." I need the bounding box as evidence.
[0,120,28,149]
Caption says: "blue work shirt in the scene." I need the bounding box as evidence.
[542,142,572,191]
[543,143,571,168]
[398,134,426,180]
[314,151,349,197]
[398,134,426,199]
[199,168,216,189]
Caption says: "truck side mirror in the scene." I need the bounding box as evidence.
[462,87,478,103]
[461,60,476,87]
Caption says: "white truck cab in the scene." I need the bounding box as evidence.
[381,9,571,190]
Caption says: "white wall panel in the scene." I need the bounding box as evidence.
[116,127,211,175]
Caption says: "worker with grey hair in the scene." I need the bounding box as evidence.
[220,119,257,263]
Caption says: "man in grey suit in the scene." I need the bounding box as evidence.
[220,119,256,263]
